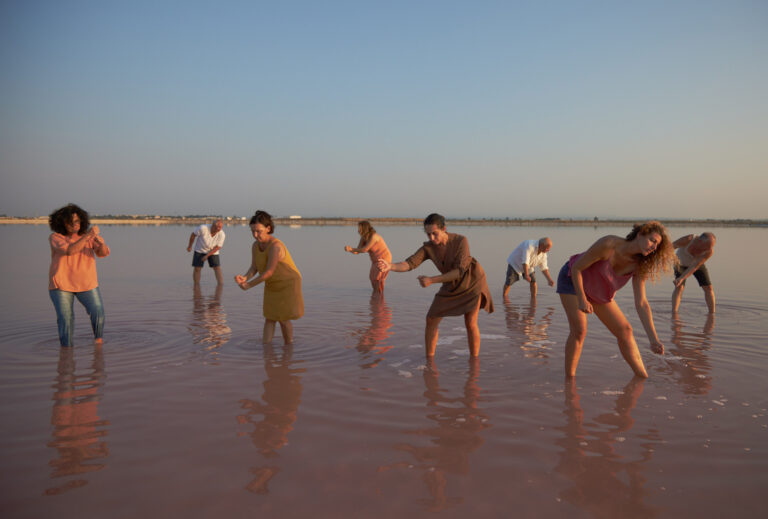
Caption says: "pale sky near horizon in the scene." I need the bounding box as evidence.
[1,0,766,219]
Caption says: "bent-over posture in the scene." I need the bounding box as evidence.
[503,237,555,300]
[672,233,716,314]
[556,221,675,378]
[187,220,225,285]
[378,213,493,359]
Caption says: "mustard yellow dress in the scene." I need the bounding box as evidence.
[248,239,304,321]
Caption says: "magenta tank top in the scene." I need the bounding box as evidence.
[568,253,633,304]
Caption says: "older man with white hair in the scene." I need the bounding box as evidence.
[503,237,554,300]
[672,232,716,314]
[187,219,226,285]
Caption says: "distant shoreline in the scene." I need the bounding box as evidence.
[2,216,765,228]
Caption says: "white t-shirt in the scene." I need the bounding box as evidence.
[193,224,225,255]
[676,242,697,266]
[507,239,548,275]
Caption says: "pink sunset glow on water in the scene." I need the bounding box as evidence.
[1,224,766,518]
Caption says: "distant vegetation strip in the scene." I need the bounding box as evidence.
[1,216,765,227]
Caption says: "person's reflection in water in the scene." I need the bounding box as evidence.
[667,313,715,395]
[353,293,393,369]
[236,344,305,494]
[503,299,555,360]
[45,345,109,496]
[189,285,231,356]
[378,360,491,512]
[555,378,660,519]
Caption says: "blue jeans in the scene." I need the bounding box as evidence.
[49,287,105,347]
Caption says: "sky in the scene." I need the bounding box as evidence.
[1,0,766,219]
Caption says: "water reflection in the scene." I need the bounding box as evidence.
[188,285,231,355]
[236,344,305,494]
[554,378,660,518]
[503,299,555,360]
[378,360,491,512]
[45,346,109,496]
[668,314,715,395]
[353,294,393,369]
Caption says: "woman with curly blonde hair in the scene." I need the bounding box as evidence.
[556,221,674,378]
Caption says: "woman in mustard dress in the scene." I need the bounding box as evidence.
[236,210,304,344]
[344,220,392,294]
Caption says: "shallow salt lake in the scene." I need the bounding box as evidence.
[1,223,766,518]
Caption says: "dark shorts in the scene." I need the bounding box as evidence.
[504,264,535,286]
[192,252,221,268]
[674,264,711,287]
[556,262,576,296]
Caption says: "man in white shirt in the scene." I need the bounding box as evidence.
[503,237,554,299]
[672,232,716,314]
[187,220,226,285]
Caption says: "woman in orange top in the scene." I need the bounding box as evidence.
[344,220,392,294]
[48,204,110,347]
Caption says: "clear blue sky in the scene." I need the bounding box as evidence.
[1,0,766,218]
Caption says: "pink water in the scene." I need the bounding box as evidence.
[1,224,766,518]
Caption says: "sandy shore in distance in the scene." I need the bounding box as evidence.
[1,216,765,228]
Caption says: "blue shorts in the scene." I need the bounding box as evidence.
[556,262,576,296]
[674,264,711,287]
[192,252,221,268]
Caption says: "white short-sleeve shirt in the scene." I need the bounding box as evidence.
[507,239,548,275]
[193,224,226,255]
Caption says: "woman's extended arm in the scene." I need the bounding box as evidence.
[345,234,378,254]
[418,269,460,287]
[92,234,110,258]
[633,275,664,354]
[377,259,411,273]
[238,242,285,290]
[235,244,260,287]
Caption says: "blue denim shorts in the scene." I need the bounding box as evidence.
[192,252,221,268]
[556,262,576,296]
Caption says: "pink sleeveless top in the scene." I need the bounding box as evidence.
[568,253,633,304]
[366,235,392,263]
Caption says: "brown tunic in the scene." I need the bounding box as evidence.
[405,233,494,317]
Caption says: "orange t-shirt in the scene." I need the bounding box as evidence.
[48,233,103,292]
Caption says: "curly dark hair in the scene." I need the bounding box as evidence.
[423,213,446,229]
[48,204,89,236]
[625,221,675,281]
[249,210,274,234]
